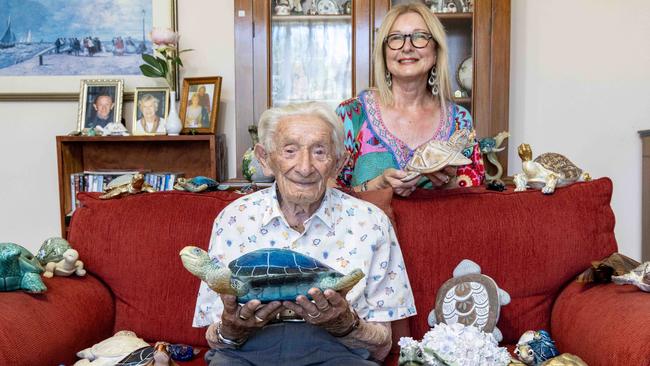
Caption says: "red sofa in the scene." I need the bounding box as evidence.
[2,178,649,365]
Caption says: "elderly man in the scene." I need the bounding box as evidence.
[193,102,416,365]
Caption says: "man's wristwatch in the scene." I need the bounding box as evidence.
[331,309,361,337]
[216,321,247,348]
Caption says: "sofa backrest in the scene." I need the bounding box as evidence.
[392,178,617,343]
[69,178,617,347]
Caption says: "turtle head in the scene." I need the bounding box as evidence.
[179,246,237,296]
[518,144,533,162]
[398,338,425,366]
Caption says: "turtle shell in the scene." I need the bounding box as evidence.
[228,248,343,302]
[36,237,71,265]
[534,153,582,180]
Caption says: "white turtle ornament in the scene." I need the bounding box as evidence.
[513,144,590,194]
[74,330,149,366]
[428,259,511,342]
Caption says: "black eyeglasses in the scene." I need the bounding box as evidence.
[384,32,434,50]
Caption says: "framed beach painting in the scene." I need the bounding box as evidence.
[77,79,124,132]
[131,87,169,135]
[0,0,177,101]
[179,76,222,135]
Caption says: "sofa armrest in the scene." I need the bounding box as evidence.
[0,274,115,366]
[551,281,650,366]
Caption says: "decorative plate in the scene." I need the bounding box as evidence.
[316,0,340,15]
[457,56,473,92]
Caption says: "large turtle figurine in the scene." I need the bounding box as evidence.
[513,144,590,195]
[406,128,474,174]
[180,247,365,303]
[100,173,156,200]
[428,259,510,342]
[0,242,46,293]
[173,176,220,193]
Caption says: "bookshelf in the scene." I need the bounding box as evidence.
[55,134,226,237]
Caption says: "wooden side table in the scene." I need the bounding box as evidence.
[640,130,650,261]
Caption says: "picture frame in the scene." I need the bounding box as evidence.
[0,0,177,101]
[131,87,170,136]
[77,79,124,132]
[179,76,222,135]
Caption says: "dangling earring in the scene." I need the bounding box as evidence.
[428,66,439,96]
[385,70,392,88]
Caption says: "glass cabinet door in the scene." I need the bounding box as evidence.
[271,7,352,108]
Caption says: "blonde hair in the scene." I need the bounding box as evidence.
[258,102,345,161]
[373,2,452,110]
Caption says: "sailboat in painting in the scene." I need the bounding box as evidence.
[24,30,32,45]
[0,17,17,49]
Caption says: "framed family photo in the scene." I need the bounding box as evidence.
[0,0,177,101]
[77,79,124,131]
[179,76,222,134]
[132,87,169,135]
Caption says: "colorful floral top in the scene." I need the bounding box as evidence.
[192,184,417,327]
[336,90,485,189]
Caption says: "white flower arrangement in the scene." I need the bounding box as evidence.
[398,323,512,366]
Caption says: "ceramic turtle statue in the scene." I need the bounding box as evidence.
[514,330,561,366]
[100,173,156,200]
[43,248,86,278]
[180,246,365,303]
[406,128,474,174]
[513,144,591,195]
[74,330,149,366]
[35,236,72,265]
[0,242,46,293]
[479,131,509,182]
[173,176,220,193]
[428,259,510,342]
[611,261,650,292]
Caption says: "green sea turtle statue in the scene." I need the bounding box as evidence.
[180,246,365,303]
[100,173,157,200]
[513,144,591,195]
[428,259,510,342]
[0,242,46,293]
[479,131,509,181]
[173,176,220,193]
[36,236,72,265]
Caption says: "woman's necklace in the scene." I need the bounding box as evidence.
[141,117,159,133]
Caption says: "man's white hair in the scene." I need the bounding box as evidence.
[257,102,345,160]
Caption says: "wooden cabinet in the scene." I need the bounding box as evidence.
[55,135,226,236]
[641,130,650,261]
[234,0,510,175]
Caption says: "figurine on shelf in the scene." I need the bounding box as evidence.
[99,172,157,199]
[0,243,46,293]
[42,248,86,278]
[513,144,591,194]
[173,176,220,193]
[241,125,274,183]
[95,122,129,136]
[275,0,302,15]
[479,131,509,182]
[424,0,443,13]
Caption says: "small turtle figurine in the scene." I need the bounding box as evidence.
[74,330,149,366]
[428,259,510,342]
[180,246,365,303]
[513,144,590,194]
[100,173,156,200]
[35,236,72,265]
[0,243,46,293]
[479,131,509,181]
[43,248,86,278]
[117,342,179,366]
[514,330,560,366]
[611,261,650,292]
[173,176,220,193]
[406,128,474,174]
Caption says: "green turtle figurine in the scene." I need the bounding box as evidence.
[35,237,72,265]
[0,242,47,293]
[514,144,591,195]
[173,176,220,193]
[180,246,365,303]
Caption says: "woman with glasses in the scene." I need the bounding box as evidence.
[336,2,484,196]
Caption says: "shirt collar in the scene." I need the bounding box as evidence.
[261,183,335,230]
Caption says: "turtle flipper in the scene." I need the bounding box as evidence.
[21,272,46,293]
[328,268,364,292]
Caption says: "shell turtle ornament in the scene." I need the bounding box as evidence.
[173,176,221,193]
[74,330,150,366]
[180,247,365,303]
[100,173,156,200]
[406,128,474,174]
[428,259,510,342]
[611,261,650,292]
[0,242,46,293]
[513,144,590,195]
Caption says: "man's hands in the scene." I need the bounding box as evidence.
[218,294,283,341]
[283,288,357,336]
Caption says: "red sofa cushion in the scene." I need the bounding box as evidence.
[392,178,617,344]
[69,191,243,347]
[0,275,114,366]
[552,282,650,366]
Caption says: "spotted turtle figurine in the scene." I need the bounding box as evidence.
[513,144,590,194]
[0,243,46,293]
[180,247,365,303]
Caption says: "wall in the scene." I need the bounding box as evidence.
[1,1,649,259]
[0,1,235,252]
[509,0,650,259]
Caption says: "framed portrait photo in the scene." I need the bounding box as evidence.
[77,79,124,131]
[179,76,222,134]
[132,87,170,135]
